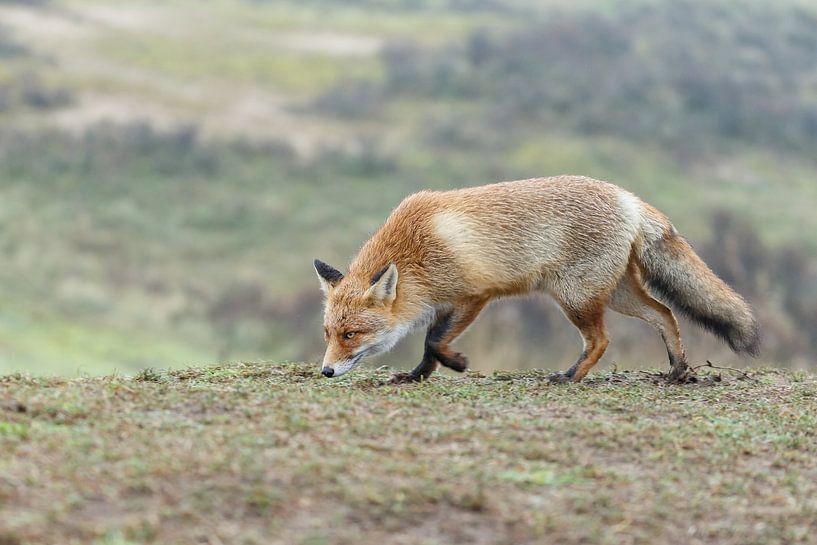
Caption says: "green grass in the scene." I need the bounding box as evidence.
[96,31,382,94]
[0,300,212,376]
[1,363,815,544]
[2,0,817,375]
[224,1,516,43]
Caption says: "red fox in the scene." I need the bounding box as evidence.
[314,176,760,383]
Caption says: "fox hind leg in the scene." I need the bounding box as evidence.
[552,299,610,383]
[608,257,689,380]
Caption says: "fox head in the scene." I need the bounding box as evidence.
[313,259,405,378]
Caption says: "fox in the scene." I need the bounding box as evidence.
[314,176,760,383]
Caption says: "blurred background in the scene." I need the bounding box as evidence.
[1,0,816,376]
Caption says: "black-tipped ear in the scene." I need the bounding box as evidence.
[364,263,398,305]
[314,259,343,292]
[370,264,391,286]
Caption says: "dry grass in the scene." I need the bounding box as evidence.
[1,363,816,544]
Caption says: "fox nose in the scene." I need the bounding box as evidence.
[321,367,335,378]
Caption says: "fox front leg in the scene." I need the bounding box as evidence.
[423,308,469,372]
[390,315,450,384]
[391,298,488,383]
[391,352,438,384]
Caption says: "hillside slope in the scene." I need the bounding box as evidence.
[2,0,817,374]
[1,363,816,544]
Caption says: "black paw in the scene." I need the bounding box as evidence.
[548,372,572,384]
[390,372,422,384]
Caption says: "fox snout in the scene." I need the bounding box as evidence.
[319,339,364,378]
[319,355,362,378]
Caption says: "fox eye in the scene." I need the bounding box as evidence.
[343,331,356,340]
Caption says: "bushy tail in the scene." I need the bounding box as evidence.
[637,233,761,355]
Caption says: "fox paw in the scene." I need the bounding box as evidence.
[547,372,573,384]
[390,372,422,384]
[666,366,697,384]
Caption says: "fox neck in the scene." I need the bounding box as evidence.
[375,302,435,355]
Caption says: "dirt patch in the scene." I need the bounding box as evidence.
[49,94,177,132]
[277,31,382,57]
[75,4,169,32]
[0,6,89,47]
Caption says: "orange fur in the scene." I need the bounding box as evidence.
[315,176,759,381]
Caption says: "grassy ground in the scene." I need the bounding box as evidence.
[1,362,815,544]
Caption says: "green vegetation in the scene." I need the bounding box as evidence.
[1,0,816,374]
[374,1,817,154]
[1,363,816,544]
[97,33,382,94]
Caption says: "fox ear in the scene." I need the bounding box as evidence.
[314,259,343,292]
[365,263,398,305]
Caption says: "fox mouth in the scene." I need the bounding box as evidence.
[322,349,368,378]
